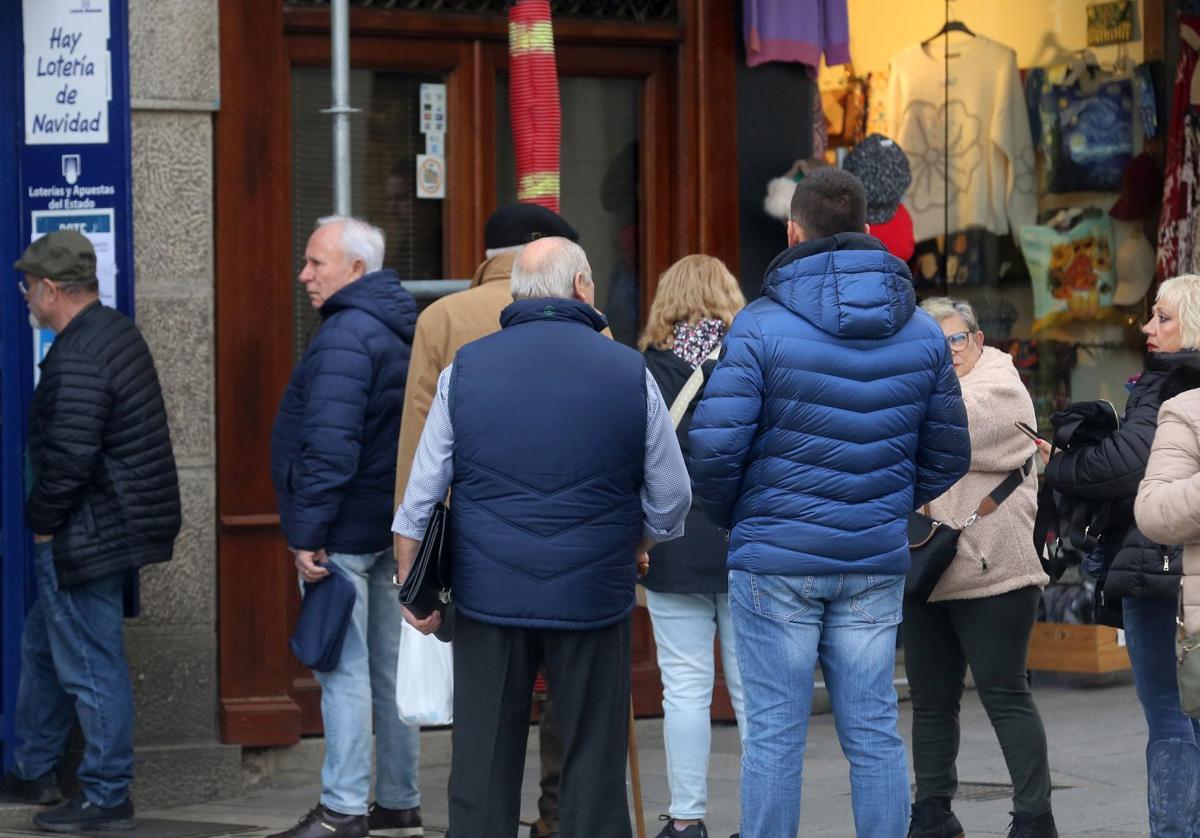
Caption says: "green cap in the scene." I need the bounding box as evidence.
[14,230,97,284]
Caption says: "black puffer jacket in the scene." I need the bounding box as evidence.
[26,302,181,587]
[641,347,728,594]
[1045,350,1198,600]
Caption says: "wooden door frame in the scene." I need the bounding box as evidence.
[215,0,738,746]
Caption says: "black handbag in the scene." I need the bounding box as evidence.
[1033,399,1120,579]
[906,458,1034,601]
[396,501,451,621]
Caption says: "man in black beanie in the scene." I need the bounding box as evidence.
[393,202,580,838]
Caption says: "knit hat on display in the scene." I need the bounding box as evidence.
[842,134,912,225]
[484,203,579,249]
[870,203,915,261]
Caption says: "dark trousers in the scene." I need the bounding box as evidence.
[537,691,562,829]
[448,613,632,838]
[903,585,1053,815]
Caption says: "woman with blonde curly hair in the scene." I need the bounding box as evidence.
[639,255,746,838]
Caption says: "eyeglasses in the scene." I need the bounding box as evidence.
[17,279,28,297]
[946,330,976,351]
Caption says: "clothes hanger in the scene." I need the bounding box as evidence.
[921,17,975,48]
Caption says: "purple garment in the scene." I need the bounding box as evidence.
[743,0,851,69]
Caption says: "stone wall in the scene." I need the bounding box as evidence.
[124,0,240,807]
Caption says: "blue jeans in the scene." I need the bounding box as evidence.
[14,541,133,808]
[644,590,746,820]
[313,549,421,816]
[1123,596,1200,836]
[729,570,908,838]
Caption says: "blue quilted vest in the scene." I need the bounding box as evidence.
[448,298,647,629]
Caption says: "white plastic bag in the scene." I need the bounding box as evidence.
[395,619,454,726]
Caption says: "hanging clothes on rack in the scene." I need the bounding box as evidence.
[886,34,1037,243]
[1157,16,1200,279]
[742,0,850,69]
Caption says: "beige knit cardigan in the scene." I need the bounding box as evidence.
[926,346,1049,602]
[1134,390,1200,635]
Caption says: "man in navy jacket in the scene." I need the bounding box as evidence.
[393,236,691,838]
[688,168,970,838]
[268,216,420,838]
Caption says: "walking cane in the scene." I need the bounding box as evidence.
[628,695,647,838]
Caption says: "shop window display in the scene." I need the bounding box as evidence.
[802,1,1174,652]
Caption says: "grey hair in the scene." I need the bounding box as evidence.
[510,237,592,300]
[484,244,525,260]
[920,296,979,332]
[316,215,385,273]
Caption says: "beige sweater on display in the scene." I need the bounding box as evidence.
[926,346,1049,602]
[1134,390,1200,636]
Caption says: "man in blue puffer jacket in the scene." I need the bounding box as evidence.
[688,168,970,838]
[269,216,421,838]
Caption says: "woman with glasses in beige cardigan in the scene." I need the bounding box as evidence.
[905,298,1054,838]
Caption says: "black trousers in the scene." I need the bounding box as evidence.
[536,691,562,829]
[902,585,1053,815]
[448,613,632,838]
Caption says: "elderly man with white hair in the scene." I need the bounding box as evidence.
[269,216,421,838]
[393,236,691,838]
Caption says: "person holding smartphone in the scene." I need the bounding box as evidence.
[906,298,1056,838]
[1042,275,1200,836]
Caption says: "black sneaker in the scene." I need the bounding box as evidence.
[32,794,135,833]
[1007,809,1058,838]
[367,801,423,837]
[908,797,965,838]
[654,816,708,838]
[266,804,368,838]
[0,770,62,805]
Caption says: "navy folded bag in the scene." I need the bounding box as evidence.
[288,563,355,672]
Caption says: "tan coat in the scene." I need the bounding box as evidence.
[393,253,613,506]
[1134,389,1200,635]
[927,346,1049,601]
[394,253,516,507]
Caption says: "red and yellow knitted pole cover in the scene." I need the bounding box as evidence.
[508,0,561,212]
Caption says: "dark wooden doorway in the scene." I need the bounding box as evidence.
[215,0,739,746]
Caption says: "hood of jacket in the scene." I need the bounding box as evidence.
[1161,357,1200,402]
[762,232,917,340]
[319,269,417,342]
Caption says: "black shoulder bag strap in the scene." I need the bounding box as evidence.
[967,456,1036,525]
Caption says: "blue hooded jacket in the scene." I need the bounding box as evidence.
[687,234,970,577]
[271,269,417,554]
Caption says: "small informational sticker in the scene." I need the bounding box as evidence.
[416,153,445,199]
[419,83,446,135]
[1117,629,1126,647]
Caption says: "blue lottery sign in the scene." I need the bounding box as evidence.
[18,0,133,373]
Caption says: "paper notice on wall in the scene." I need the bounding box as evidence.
[1117,629,1126,647]
[23,0,112,145]
[31,209,117,307]
[28,208,118,384]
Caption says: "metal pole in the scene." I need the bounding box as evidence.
[329,0,353,215]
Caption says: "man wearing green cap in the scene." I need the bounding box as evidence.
[0,230,181,833]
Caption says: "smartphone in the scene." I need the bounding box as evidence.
[1014,421,1046,444]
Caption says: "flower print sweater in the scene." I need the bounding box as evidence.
[886,35,1036,242]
